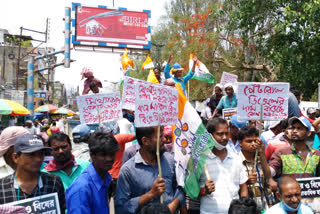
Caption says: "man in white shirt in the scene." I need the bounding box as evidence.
[199,118,248,214]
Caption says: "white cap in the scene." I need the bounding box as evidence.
[269,120,281,129]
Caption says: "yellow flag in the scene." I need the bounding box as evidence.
[142,54,154,70]
[121,48,134,70]
[147,68,159,84]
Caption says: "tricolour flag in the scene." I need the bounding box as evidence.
[173,83,215,199]
[147,68,159,84]
[121,48,134,71]
[142,54,154,70]
[189,53,215,84]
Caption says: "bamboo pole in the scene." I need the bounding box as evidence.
[97,108,101,131]
[156,113,163,204]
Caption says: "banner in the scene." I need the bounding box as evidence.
[222,108,237,120]
[6,193,60,214]
[134,81,178,127]
[77,92,122,124]
[237,82,289,120]
[297,177,320,213]
[220,72,238,86]
[72,3,151,49]
[34,92,47,100]
[121,77,144,111]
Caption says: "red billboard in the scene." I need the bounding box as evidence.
[72,3,151,49]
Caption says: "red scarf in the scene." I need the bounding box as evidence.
[44,155,76,172]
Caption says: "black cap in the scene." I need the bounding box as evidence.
[14,134,51,153]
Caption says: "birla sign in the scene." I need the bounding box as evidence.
[72,3,151,49]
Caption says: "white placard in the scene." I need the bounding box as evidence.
[121,77,145,110]
[237,82,289,120]
[220,72,238,86]
[77,92,122,124]
[134,80,178,127]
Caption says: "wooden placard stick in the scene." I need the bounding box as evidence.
[156,113,163,204]
[253,104,263,171]
[203,164,211,180]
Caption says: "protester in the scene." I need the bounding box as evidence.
[248,120,257,128]
[116,126,185,213]
[0,134,66,213]
[200,98,212,124]
[228,198,260,214]
[154,67,165,84]
[81,67,102,95]
[260,120,282,146]
[238,126,274,210]
[89,81,100,94]
[199,118,248,214]
[24,120,36,135]
[208,84,223,117]
[269,116,320,179]
[265,176,313,214]
[265,120,292,161]
[66,132,120,214]
[288,91,301,118]
[71,124,91,161]
[57,117,65,133]
[211,83,237,118]
[42,132,90,190]
[227,115,247,153]
[0,127,29,178]
[163,125,173,153]
[164,54,197,96]
[307,107,317,121]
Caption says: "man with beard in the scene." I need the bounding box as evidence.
[200,118,248,214]
[42,132,90,190]
[164,54,197,96]
[265,176,312,213]
[115,126,185,214]
[66,132,120,214]
[269,116,320,179]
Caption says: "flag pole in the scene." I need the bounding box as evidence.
[204,164,211,180]
[156,113,163,204]
[254,104,263,170]
[187,81,190,100]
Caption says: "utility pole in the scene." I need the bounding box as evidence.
[16,27,23,89]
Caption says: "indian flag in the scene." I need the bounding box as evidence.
[173,83,215,199]
[189,53,215,84]
[142,54,154,70]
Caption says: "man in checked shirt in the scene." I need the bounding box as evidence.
[238,126,275,211]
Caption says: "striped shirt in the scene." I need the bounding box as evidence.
[269,144,320,179]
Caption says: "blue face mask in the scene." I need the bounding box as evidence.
[281,201,301,212]
[123,112,135,123]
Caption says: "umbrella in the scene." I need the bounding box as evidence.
[0,99,30,116]
[52,107,75,116]
[35,104,58,113]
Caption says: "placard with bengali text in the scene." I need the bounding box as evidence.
[134,81,178,127]
[237,82,289,120]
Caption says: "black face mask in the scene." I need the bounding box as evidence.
[123,112,134,123]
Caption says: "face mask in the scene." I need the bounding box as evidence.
[211,134,226,150]
[281,201,301,212]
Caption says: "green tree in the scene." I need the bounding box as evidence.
[226,0,320,99]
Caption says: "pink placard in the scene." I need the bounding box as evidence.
[134,81,178,127]
[77,92,122,124]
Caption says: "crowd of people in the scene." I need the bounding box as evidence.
[0,60,318,214]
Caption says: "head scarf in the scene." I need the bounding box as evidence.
[0,126,29,156]
[81,67,94,80]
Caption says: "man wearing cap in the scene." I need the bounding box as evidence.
[24,120,37,135]
[0,127,29,178]
[42,132,90,190]
[71,124,92,161]
[227,115,247,153]
[261,120,283,147]
[211,83,237,118]
[0,134,66,213]
[164,54,197,96]
[66,132,120,214]
[269,116,320,179]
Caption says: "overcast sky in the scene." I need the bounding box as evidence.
[1,0,167,89]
